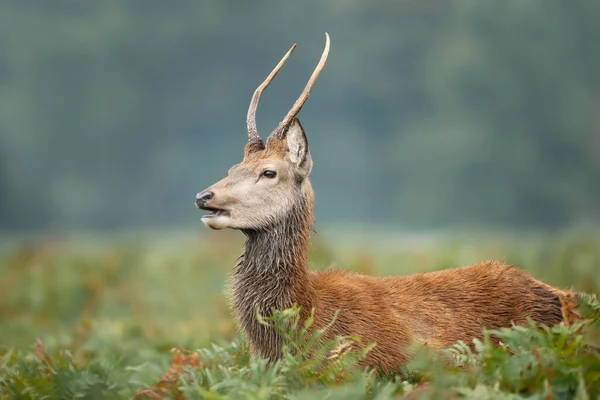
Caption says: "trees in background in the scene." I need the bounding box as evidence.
[0,1,598,231]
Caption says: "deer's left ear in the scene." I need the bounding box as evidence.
[286,118,312,177]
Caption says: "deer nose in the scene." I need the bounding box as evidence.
[195,191,214,207]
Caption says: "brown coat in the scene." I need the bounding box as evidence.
[225,179,574,373]
[195,34,576,373]
[308,261,571,372]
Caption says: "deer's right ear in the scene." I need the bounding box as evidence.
[286,118,312,177]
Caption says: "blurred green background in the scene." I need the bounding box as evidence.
[1,3,600,396]
[1,1,599,232]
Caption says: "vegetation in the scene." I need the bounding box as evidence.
[2,2,599,398]
[1,232,599,399]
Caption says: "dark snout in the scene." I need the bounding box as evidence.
[195,190,214,209]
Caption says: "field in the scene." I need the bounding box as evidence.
[1,230,599,399]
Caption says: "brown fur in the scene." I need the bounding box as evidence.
[198,135,575,373]
[195,36,576,373]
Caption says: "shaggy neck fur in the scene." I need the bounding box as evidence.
[231,183,315,360]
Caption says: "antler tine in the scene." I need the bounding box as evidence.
[247,43,297,141]
[274,32,330,139]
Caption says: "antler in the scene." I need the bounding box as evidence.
[246,43,297,141]
[272,32,330,139]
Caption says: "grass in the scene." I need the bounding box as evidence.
[0,230,599,399]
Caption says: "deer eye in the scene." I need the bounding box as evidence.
[262,170,277,179]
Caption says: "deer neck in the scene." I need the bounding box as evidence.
[231,185,315,359]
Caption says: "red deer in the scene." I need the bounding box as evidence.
[195,33,578,373]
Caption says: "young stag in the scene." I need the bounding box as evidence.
[195,33,578,373]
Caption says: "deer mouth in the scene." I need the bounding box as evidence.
[198,205,231,219]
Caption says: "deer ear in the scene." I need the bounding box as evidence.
[286,118,312,176]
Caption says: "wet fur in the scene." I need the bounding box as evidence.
[193,120,578,373]
[228,164,572,373]
[197,38,576,373]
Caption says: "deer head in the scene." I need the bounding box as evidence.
[195,34,330,231]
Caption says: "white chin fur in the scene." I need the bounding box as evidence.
[201,215,230,230]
